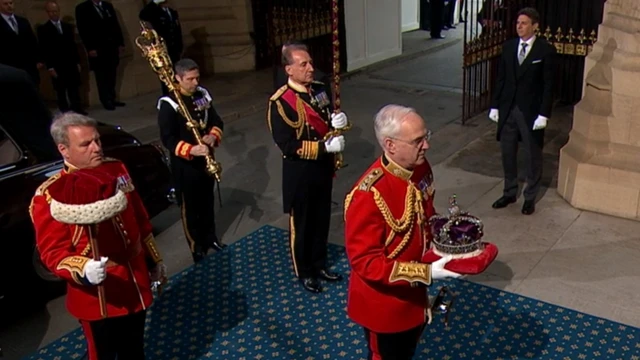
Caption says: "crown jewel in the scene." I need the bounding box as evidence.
[428,194,485,258]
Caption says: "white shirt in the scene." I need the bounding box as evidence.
[51,19,63,33]
[517,35,536,61]
[1,13,18,33]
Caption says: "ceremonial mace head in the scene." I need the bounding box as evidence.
[135,21,177,92]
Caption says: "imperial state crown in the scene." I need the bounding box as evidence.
[423,194,499,275]
[429,195,484,258]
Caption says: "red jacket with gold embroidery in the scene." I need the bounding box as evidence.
[29,159,163,321]
[344,155,437,333]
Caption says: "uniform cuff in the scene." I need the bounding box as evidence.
[296,141,320,160]
[143,234,162,264]
[209,126,223,147]
[57,256,91,285]
[175,141,193,160]
[389,261,431,286]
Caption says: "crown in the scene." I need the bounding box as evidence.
[428,194,485,259]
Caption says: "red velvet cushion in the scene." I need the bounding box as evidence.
[422,242,499,275]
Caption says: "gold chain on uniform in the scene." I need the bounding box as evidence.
[371,182,425,259]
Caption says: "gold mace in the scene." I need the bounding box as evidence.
[134,22,222,182]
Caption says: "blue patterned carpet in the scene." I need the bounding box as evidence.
[24,225,640,360]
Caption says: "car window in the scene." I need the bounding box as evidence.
[0,127,22,167]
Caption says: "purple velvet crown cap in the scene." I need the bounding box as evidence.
[428,194,484,250]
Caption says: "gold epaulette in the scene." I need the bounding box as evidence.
[34,172,61,198]
[269,85,289,101]
[357,168,384,191]
[343,168,384,220]
[29,172,62,220]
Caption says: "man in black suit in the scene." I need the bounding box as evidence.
[139,0,183,95]
[0,0,43,85]
[489,7,555,215]
[38,1,85,114]
[75,0,125,111]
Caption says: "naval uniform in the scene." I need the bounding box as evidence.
[267,79,336,281]
[157,86,224,261]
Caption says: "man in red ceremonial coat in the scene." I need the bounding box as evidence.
[344,104,461,359]
[267,43,348,293]
[29,112,167,359]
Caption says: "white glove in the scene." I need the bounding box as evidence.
[85,256,108,285]
[532,115,548,130]
[488,108,499,122]
[150,263,167,283]
[331,112,348,129]
[431,255,462,280]
[324,135,345,153]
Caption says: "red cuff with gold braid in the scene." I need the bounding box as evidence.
[209,126,223,147]
[175,141,193,160]
[422,242,499,275]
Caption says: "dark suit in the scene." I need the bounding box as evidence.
[0,14,41,85]
[75,0,124,108]
[139,2,183,95]
[491,36,555,201]
[37,20,83,113]
[268,80,335,279]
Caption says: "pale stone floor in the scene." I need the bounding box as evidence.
[4,26,640,359]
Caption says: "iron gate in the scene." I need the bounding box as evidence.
[461,0,606,123]
[251,0,347,77]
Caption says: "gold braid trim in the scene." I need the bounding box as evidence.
[143,233,163,264]
[371,182,425,259]
[275,100,304,139]
[343,187,357,221]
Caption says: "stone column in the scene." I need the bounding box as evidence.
[557,0,640,220]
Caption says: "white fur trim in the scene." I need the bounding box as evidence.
[50,190,128,225]
[157,96,179,111]
[433,247,483,260]
[197,86,212,103]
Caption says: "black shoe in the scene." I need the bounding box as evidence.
[210,242,227,251]
[492,196,517,209]
[522,200,535,215]
[318,269,343,282]
[103,103,116,111]
[300,277,322,293]
[113,101,126,107]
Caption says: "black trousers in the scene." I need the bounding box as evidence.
[90,51,119,107]
[52,68,82,112]
[429,0,445,37]
[500,106,544,201]
[363,324,424,360]
[80,310,146,360]
[177,169,218,255]
[288,174,332,279]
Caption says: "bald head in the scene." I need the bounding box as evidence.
[44,0,60,21]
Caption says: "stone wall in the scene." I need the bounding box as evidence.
[14,0,255,106]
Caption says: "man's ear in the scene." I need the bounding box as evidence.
[384,138,395,154]
[57,143,68,159]
[285,64,293,77]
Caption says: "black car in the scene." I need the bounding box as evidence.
[0,64,174,309]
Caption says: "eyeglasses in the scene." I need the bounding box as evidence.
[391,129,432,147]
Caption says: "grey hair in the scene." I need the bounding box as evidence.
[374,104,419,148]
[174,58,199,77]
[282,43,308,65]
[50,112,98,146]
